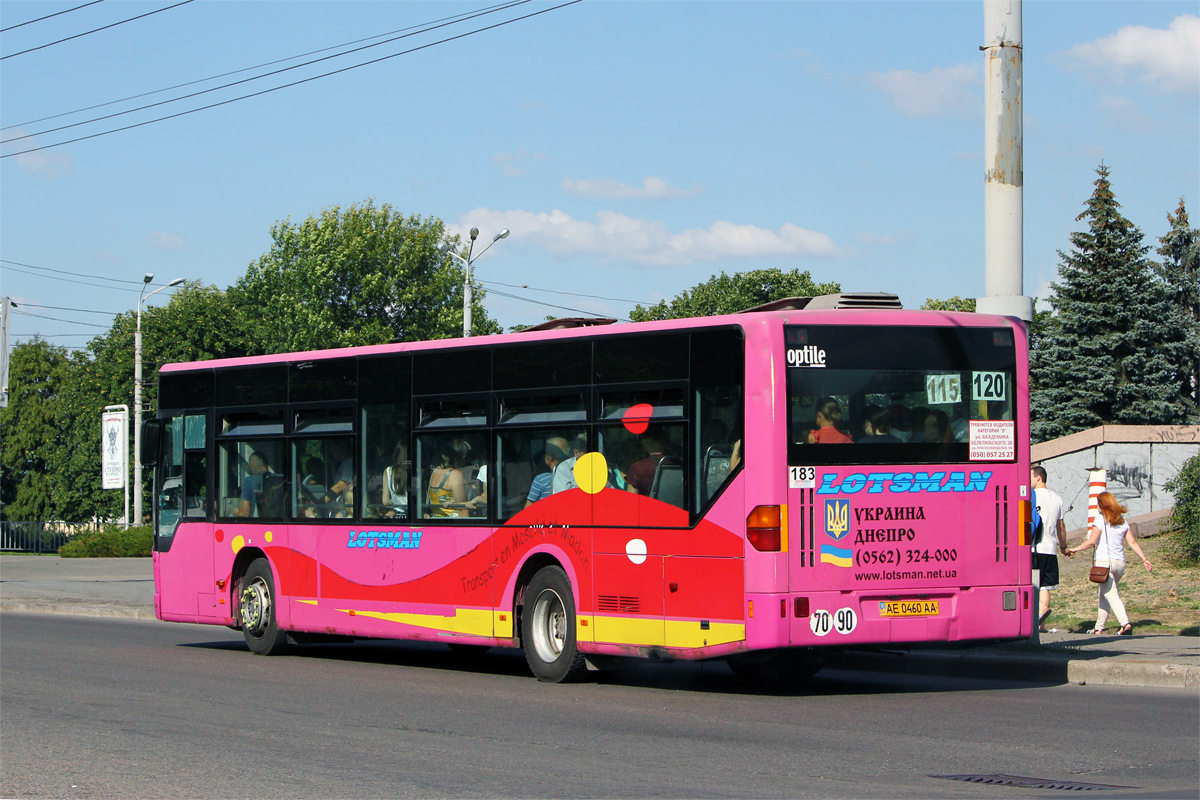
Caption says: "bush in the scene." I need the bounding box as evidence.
[1162,454,1200,567]
[58,524,153,558]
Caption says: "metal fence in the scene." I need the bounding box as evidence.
[0,521,101,554]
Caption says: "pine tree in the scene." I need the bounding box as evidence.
[1156,199,1200,420]
[1030,166,1190,441]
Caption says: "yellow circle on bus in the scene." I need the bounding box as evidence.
[265,530,273,543]
[574,452,609,495]
[231,535,245,554]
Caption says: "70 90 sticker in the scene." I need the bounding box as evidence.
[810,607,859,636]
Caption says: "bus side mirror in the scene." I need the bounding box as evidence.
[141,419,162,467]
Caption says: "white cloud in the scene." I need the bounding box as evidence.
[867,63,981,117]
[147,232,185,250]
[450,208,845,266]
[1063,15,1200,96]
[1,128,73,180]
[561,176,699,200]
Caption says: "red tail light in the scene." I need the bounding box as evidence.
[747,505,782,552]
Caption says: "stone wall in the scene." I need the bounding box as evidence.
[1031,426,1200,533]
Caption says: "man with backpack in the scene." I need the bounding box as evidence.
[1032,466,1068,632]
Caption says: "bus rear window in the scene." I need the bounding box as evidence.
[785,325,1017,465]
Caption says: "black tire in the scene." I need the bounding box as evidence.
[239,558,289,655]
[521,566,586,683]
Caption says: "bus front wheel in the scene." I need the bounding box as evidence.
[521,566,586,683]
[239,558,289,656]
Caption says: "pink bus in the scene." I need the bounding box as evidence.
[146,293,1034,683]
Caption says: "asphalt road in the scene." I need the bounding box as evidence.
[2,614,1196,800]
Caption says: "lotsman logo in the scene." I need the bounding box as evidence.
[817,471,992,494]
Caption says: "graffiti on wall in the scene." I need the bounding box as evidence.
[1107,460,1149,497]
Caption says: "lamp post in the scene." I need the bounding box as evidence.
[441,227,509,337]
[134,274,184,526]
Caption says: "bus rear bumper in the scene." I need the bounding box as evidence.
[743,585,1032,650]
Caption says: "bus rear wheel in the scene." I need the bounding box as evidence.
[239,558,289,656]
[521,566,586,683]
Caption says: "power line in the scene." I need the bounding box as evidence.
[2,0,525,130]
[1,0,582,157]
[484,287,630,322]
[13,310,111,328]
[478,278,651,306]
[11,332,95,337]
[1,0,195,61]
[4,0,531,144]
[0,0,106,33]
[17,302,122,316]
[0,263,142,293]
[1,258,146,284]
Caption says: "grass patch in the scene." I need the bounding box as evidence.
[58,525,152,558]
[1043,532,1200,635]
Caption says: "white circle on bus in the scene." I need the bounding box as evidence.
[626,538,647,565]
[810,609,833,637]
[833,607,858,635]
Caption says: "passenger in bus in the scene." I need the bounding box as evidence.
[323,439,355,517]
[923,410,954,443]
[861,406,901,443]
[234,451,283,518]
[626,426,673,495]
[551,435,589,494]
[381,441,409,519]
[426,441,469,517]
[807,397,853,444]
[907,406,932,442]
[886,404,914,442]
[526,437,570,507]
[466,463,489,515]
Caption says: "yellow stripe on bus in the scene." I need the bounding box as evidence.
[338,607,494,637]
[592,615,745,648]
[334,607,744,650]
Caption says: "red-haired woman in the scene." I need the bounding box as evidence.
[1065,492,1153,635]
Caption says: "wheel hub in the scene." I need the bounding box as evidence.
[240,578,271,637]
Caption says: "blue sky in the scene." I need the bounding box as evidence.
[2,0,1197,347]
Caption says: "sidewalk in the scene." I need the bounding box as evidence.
[2,555,1196,689]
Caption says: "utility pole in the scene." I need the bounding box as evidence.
[978,0,1033,323]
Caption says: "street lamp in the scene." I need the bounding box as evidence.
[441,227,509,337]
[133,274,184,526]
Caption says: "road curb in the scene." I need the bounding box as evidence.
[0,600,155,620]
[837,649,1199,689]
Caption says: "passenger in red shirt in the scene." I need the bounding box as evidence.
[807,397,853,444]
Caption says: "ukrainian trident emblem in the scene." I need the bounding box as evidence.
[824,499,849,541]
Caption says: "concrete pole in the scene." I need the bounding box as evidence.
[133,307,145,527]
[463,228,478,338]
[978,0,1033,323]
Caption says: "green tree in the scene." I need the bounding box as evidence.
[0,339,71,520]
[630,268,841,321]
[1030,166,1191,442]
[920,296,977,312]
[48,284,252,523]
[1162,454,1200,567]
[229,200,499,353]
[1156,199,1200,420]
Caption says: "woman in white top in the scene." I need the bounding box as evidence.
[1065,491,1153,635]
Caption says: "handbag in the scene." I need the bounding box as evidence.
[1089,519,1110,583]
